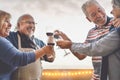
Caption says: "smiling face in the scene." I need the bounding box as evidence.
[0,17,11,37]
[86,4,107,26]
[0,11,11,37]
[17,14,36,38]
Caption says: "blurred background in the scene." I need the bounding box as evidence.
[0,0,112,79]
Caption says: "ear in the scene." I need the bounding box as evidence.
[86,17,91,22]
[17,23,20,29]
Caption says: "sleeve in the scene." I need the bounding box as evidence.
[0,37,35,67]
[117,27,120,35]
[34,38,46,47]
[71,30,120,56]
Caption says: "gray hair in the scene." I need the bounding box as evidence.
[81,0,102,16]
[15,14,34,31]
[112,0,120,8]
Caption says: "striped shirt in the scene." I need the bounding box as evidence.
[85,17,112,79]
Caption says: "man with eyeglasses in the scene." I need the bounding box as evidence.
[6,14,55,80]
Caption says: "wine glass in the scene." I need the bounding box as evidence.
[45,26,55,58]
[53,33,70,57]
[45,26,55,46]
[46,32,55,46]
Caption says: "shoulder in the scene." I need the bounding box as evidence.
[88,27,96,33]
[6,31,18,44]
[9,31,17,36]
[86,27,97,37]
[6,31,17,39]
[0,37,9,43]
[0,37,13,48]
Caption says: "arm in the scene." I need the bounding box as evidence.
[72,52,86,60]
[54,30,86,60]
[0,37,54,67]
[56,30,120,56]
[71,30,120,56]
[35,38,55,62]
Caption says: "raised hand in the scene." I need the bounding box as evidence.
[110,18,120,27]
[54,30,71,41]
[42,45,55,55]
[56,40,72,49]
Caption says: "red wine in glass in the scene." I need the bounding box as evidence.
[46,32,55,46]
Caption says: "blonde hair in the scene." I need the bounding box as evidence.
[0,10,11,29]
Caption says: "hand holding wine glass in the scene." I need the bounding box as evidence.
[54,30,71,57]
[45,26,55,59]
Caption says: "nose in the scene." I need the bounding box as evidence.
[96,13,103,18]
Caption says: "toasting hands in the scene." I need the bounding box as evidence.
[56,40,72,49]
[54,30,71,41]
[54,30,72,49]
[35,45,55,60]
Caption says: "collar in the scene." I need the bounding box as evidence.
[17,31,34,41]
[95,16,112,29]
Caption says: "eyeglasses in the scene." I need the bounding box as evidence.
[22,21,37,25]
